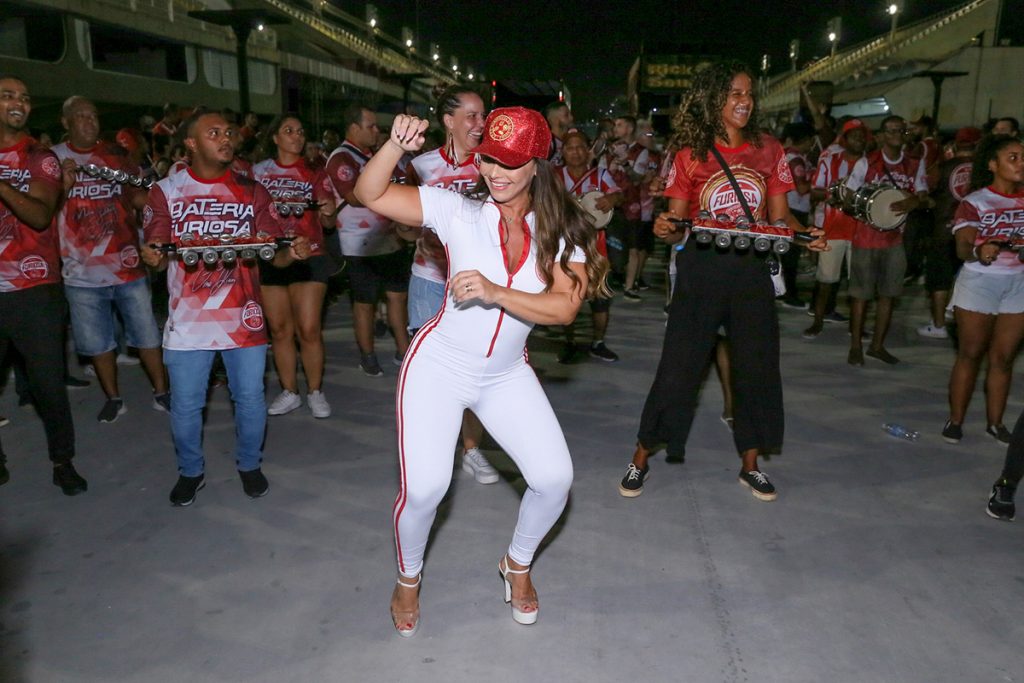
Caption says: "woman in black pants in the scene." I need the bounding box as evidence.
[618,61,825,501]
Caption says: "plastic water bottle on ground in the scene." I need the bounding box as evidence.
[882,423,919,441]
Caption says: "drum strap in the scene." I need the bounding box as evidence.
[709,146,756,223]
[568,167,598,196]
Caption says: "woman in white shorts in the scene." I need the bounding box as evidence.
[944,135,1024,445]
[354,108,608,636]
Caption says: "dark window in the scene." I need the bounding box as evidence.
[88,23,189,82]
[0,8,65,62]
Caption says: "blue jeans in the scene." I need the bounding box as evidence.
[407,274,445,332]
[164,345,268,477]
[65,277,162,356]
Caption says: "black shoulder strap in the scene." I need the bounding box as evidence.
[709,145,756,223]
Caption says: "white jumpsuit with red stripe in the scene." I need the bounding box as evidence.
[393,186,580,578]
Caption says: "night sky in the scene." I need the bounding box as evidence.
[347,0,964,119]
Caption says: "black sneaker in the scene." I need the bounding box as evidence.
[985,424,1012,444]
[52,462,88,496]
[169,474,205,506]
[986,480,1016,521]
[636,277,651,291]
[64,375,91,388]
[359,353,384,377]
[374,318,388,338]
[0,458,9,486]
[618,463,649,497]
[97,398,126,423]
[557,343,581,365]
[622,289,642,302]
[738,469,777,501]
[589,341,619,362]
[239,468,269,498]
[941,420,963,444]
[152,392,171,413]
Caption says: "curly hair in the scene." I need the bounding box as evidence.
[970,134,1022,191]
[668,60,762,161]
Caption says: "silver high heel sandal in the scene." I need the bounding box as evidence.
[390,574,421,637]
[498,556,538,625]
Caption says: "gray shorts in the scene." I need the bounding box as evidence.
[849,245,906,300]
[949,267,1024,315]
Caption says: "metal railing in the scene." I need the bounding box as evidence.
[762,0,991,107]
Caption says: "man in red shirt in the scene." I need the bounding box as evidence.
[53,96,169,424]
[845,115,929,365]
[804,119,869,338]
[141,109,310,506]
[0,75,86,495]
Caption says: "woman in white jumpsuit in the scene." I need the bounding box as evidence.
[354,107,608,636]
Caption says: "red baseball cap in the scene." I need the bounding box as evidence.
[954,126,982,147]
[472,107,551,168]
[838,118,868,141]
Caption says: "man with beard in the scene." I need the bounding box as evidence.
[53,96,169,423]
[141,108,311,506]
[0,75,86,495]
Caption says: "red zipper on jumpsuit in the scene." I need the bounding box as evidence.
[485,214,531,358]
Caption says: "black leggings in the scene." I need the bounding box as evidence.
[0,284,76,464]
[998,409,1024,486]
[638,245,784,459]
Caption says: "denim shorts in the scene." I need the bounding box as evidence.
[407,273,445,332]
[65,277,163,356]
[949,267,1024,315]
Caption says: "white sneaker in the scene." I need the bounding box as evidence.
[462,448,499,484]
[917,323,949,339]
[307,390,331,419]
[84,364,97,377]
[267,389,302,416]
[117,353,140,366]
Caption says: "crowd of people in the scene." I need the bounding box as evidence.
[1,58,1023,636]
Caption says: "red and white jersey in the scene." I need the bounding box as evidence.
[600,142,650,221]
[953,186,1024,275]
[143,168,283,351]
[252,158,333,257]
[326,141,398,257]
[0,137,63,292]
[558,165,621,198]
[812,148,863,240]
[169,157,251,179]
[811,142,843,228]
[785,148,811,215]
[559,165,620,258]
[664,136,794,221]
[639,148,662,221]
[408,147,480,284]
[848,149,928,249]
[52,142,146,288]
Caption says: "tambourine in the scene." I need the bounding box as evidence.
[577,190,612,229]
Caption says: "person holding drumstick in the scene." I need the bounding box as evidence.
[354,108,608,636]
[844,115,930,366]
[557,129,623,363]
[618,60,826,502]
[943,134,1024,447]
